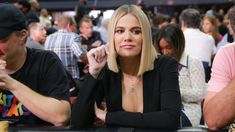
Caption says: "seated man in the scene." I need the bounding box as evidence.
[78,16,104,51]
[28,22,47,45]
[203,6,235,130]
[26,22,46,49]
[0,4,70,126]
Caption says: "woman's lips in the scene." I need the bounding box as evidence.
[121,44,135,49]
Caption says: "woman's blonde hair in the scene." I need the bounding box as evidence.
[203,14,220,44]
[107,4,158,76]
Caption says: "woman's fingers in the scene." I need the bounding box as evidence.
[91,45,107,63]
[88,44,109,63]
[104,43,110,55]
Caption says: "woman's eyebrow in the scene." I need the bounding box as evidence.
[115,26,141,28]
[131,26,141,29]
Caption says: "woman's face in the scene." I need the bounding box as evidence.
[114,14,142,58]
[202,19,212,34]
[159,38,175,56]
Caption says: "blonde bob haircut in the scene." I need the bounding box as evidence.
[107,4,158,76]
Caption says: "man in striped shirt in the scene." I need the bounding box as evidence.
[44,15,87,85]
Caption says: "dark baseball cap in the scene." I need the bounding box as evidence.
[0,3,27,39]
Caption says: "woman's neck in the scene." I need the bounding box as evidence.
[119,56,140,75]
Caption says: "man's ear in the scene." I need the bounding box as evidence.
[67,23,72,32]
[19,29,28,45]
[20,29,28,38]
[65,23,72,32]
[180,21,186,31]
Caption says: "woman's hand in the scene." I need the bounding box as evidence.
[87,45,109,79]
[94,102,107,122]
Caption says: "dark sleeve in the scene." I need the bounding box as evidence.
[106,56,181,130]
[94,31,104,44]
[88,31,104,51]
[71,73,104,128]
[40,51,70,102]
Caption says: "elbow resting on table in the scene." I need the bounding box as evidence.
[206,119,221,130]
[161,112,180,130]
[52,112,71,127]
[205,114,226,130]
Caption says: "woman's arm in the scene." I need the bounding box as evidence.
[71,45,107,128]
[71,74,99,128]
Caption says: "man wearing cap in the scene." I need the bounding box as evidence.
[0,3,70,126]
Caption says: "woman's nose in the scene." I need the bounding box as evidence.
[124,31,132,40]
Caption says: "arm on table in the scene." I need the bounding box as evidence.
[11,81,71,126]
[203,46,235,130]
[203,78,235,130]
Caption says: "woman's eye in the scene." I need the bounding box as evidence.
[132,30,141,35]
[115,29,124,34]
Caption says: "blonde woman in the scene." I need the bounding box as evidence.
[71,5,181,130]
[202,14,222,45]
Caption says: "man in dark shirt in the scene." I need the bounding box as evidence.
[0,3,70,126]
[78,16,104,51]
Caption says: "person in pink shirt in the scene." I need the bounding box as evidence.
[203,6,235,130]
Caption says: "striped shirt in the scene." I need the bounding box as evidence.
[44,29,86,79]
